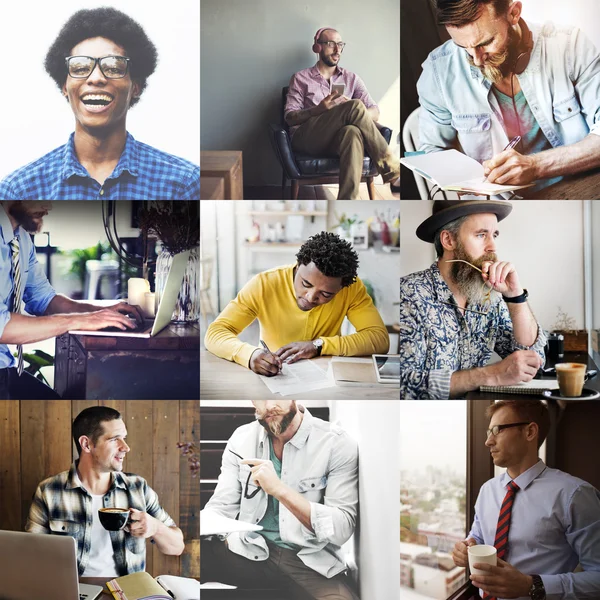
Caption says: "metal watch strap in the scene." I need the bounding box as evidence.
[529,574,545,600]
[503,288,528,303]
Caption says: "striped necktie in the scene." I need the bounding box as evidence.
[483,480,520,600]
[9,237,24,376]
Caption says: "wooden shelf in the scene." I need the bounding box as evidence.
[246,211,328,216]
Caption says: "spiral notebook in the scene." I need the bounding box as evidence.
[479,379,559,395]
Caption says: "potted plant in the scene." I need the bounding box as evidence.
[65,242,115,299]
[551,307,588,352]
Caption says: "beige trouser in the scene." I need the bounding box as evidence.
[291,99,398,200]
[201,538,360,600]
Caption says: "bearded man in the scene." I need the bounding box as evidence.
[201,400,360,600]
[417,0,600,192]
[400,200,546,399]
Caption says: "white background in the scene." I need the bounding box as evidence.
[0,0,199,178]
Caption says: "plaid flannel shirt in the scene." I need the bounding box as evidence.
[0,132,200,200]
[25,462,177,576]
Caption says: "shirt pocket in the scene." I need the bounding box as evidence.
[553,95,582,123]
[49,519,83,543]
[298,474,328,502]
[451,113,493,159]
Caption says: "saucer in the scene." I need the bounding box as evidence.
[542,388,600,401]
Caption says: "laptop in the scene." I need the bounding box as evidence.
[0,530,103,600]
[68,250,191,339]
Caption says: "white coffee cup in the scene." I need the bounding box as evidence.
[468,544,497,575]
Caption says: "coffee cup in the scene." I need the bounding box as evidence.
[468,544,497,575]
[555,362,586,397]
[99,507,130,531]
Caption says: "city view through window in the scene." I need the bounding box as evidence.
[400,401,468,600]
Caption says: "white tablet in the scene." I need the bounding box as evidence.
[372,354,400,384]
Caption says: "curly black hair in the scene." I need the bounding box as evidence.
[296,231,359,288]
[44,7,158,108]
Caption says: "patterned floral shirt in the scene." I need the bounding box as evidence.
[400,262,547,399]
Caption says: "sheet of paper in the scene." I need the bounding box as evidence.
[444,177,531,194]
[401,149,483,187]
[258,360,335,396]
[200,509,263,536]
[200,582,238,589]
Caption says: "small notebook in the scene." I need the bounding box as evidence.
[106,572,171,600]
[401,149,532,195]
[479,379,559,395]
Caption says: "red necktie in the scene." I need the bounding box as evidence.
[483,480,520,600]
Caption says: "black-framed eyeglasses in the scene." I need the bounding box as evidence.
[486,422,531,438]
[229,449,261,499]
[320,41,346,51]
[65,55,131,79]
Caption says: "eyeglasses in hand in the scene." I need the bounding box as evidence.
[229,449,261,499]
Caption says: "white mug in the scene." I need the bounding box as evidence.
[468,544,497,575]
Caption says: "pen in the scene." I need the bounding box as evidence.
[482,136,522,182]
[260,339,282,373]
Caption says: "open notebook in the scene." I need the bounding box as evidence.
[401,149,533,195]
[106,572,200,600]
[479,379,560,395]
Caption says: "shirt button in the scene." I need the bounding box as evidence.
[311,483,315,488]
[254,556,258,560]
[99,188,104,196]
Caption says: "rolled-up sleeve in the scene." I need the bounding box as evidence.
[143,482,177,528]
[22,244,56,316]
[25,484,50,534]
[284,73,305,118]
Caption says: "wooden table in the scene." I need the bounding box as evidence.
[200,151,243,199]
[200,176,225,200]
[55,323,200,399]
[525,169,600,199]
[201,350,399,400]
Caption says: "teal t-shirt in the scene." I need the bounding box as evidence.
[492,87,562,191]
[257,440,301,551]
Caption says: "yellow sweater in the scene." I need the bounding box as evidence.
[204,264,389,368]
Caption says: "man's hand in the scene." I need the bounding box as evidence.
[480,260,522,297]
[105,301,144,325]
[275,341,319,364]
[483,149,539,185]
[452,537,477,567]
[489,350,543,386]
[72,308,140,331]
[241,459,283,497]
[470,558,533,599]
[316,91,341,114]
[127,508,160,539]
[249,348,282,376]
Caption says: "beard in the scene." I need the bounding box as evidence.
[467,25,520,84]
[450,239,499,304]
[320,52,339,67]
[256,401,298,436]
[7,203,47,233]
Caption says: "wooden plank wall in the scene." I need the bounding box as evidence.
[0,400,199,579]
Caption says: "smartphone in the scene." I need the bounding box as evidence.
[331,83,345,96]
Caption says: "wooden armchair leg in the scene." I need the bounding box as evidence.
[366,176,376,200]
[291,180,299,200]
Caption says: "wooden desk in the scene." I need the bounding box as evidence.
[201,350,399,400]
[200,151,243,199]
[55,323,200,399]
[200,176,225,200]
[525,169,600,199]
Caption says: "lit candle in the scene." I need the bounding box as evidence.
[128,278,150,308]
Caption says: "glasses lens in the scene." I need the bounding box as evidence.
[100,56,128,78]
[338,42,346,50]
[68,57,94,78]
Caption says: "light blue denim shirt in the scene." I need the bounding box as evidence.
[417,22,600,161]
[204,406,359,578]
[0,207,56,368]
[469,460,600,600]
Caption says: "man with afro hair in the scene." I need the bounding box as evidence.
[205,231,389,376]
[0,7,199,200]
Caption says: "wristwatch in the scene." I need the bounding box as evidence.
[503,288,529,303]
[312,338,323,356]
[529,574,546,600]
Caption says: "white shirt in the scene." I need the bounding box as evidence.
[81,495,119,577]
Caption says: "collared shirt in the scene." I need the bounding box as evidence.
[25,462,177,577]
[417,22,600,163]
[469,460,600,600]
[399,263,546,399]
[204,407,359,578]
[0,132,200,200]
[0,206,56,369]
[284,63,378,137]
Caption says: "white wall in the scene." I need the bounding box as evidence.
[0,0,199,177]
[400,200,586,331]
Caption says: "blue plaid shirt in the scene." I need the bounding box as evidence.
[0,132,200,200]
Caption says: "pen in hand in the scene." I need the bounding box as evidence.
[482,135,522,183]
[260,339,282,374]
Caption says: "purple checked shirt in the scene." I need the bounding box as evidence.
[284,64,378,137]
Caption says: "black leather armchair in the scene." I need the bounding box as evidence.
[268,86,392,199]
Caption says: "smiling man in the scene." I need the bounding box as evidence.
[417,0,600,193]
[0,7,199,200]
[452,400,600,600]
[284,27,400,199]
[400,200,546,399]
[204,231,389,376]
[26,406,184,576]
[202,400,360,599]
